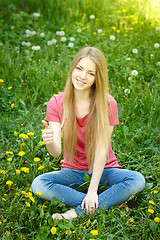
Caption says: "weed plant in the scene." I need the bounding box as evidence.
[0,0,160,239]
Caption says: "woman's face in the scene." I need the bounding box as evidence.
[72,57,96,92]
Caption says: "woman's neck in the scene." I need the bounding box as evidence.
[74,89,90,104]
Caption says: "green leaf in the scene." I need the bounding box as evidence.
[149,220,157,231]
[84,173,91,182]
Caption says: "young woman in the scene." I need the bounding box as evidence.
[31,46,145,220]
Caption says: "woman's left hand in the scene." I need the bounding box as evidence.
[81,191,98,215]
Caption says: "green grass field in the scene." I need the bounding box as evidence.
[0,0,160,239]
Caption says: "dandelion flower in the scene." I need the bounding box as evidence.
[86,219,90,227]
[29,196,35,202]
[90,15,95,19]
[6,151,13,155]
[59,31,65,36]
[0,221,2,225]
[124,89,130,94]
[2,198,6,201]
[18,151,25,156]
[40,32,45,37]
[14,131,18,137]
[8,86,12,90]
[61,37,67,42]
[155,27,160,31]
[77,28,81,33]
[149,200,155,205]
[154,217,160,223]
[90,230,98,236]
[131,70,138,76]
[51,39,57,44]
[148,208,154,214]
[70,37,75,41]
[126,57,131,61]
[36,191,42,196]
[11,103,14,108]
[0,170,5,174]
[65,230,72,235]
[129,218,134,223]
[97,29,102,33]
[154,43,159,48]
[110,35,115,41]
[51,227,57,235]
[47,41,52,46]
[34,157,40,162]
[156,61,160,66]
[21,41,26,46]
[39,141,45,145]
[0,79,4,83]
[6,180,13,186]
[151,190,158,194]
[38,165,45,170]
[32,46,41,50]
[132,48,138,54]
[150,54,154,59]
[25,202,31,207]
[26,42,31,47]
[20,167,29,173]
[68,42,74,48]
[7,158,12,162]
[27,132,34,137]
[16,169,21,174]
[33,12,40,17]
[19,133,28,139]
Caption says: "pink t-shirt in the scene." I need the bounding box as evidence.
[45,92,122,171]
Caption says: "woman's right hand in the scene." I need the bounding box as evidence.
[42,120,54,145]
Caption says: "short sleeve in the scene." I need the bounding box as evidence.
[45,96,61,123]
[108,95,119,126]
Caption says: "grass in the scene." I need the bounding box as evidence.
[0,0,160,239]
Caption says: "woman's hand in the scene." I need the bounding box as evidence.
[81,191,98,215]
[42,120,54,145]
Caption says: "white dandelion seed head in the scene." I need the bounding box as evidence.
[26,42,31,47]
[131,70,138,76]
[40,32,45,37]
[31,31,36,36]
[154,43,159,48]
[47,41,52,46]
[21,41,26,46]
[0,42,4,46]
[25,29,31,34]
[90,15,95,19]
[61,37,67,42]
[59,31,65,36]
[77,28,81,33]
[56,31,60,35]
[70,37,75,41]
[132,48,138,54]
[156,61,160,66]
[150,54,154,58]
[25,50,29,54]
[128,77,132,81]
[33,12,40,17]
[32,46,41,50]
[126,57,131,61]
[68,42,74,48]
[124,89,130,94]
[110,35,115,41]
[155,27,160,31]
[51,39,57,44]
[97,29,103,34]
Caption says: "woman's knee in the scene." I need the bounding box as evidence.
[31,175,43,194]
[132,171,145,193]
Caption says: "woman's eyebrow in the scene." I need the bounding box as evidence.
[77,64,96,73]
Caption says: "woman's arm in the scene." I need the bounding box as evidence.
[42,120,61,157]
[82,126,114,215]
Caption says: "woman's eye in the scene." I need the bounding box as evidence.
[89,73,94,76]
[76,67,81,70]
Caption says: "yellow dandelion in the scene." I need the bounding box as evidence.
[7,158,12,162]
[16,169,21,174]
[18,151,25,156]
[29,196,35,202]
[38,165,44,170]
[121,214,126,217]
[6,232,10,236]
[20,167,29,173]
[6,151,13,155]
[129,218,134,223]
[149,200,155,205]
[0,221,2,224]
[34,157,40,162]
[90,230,98,236]
[154,217,160,223]
[47,153,49,156]
[86,219,90,227]
[51,226,57,235]
[93,32,97,35]
[2,198,7,201]
[39,141,45,145]
[65,230,72,235]
[148,208,154,214]
[15,193,19,196]
[21,191,27,195]
[54,168,58,171]
[151,190,158,194]
[19,133,28,139]
[27,132,34,137]
[116,30,120,33]
[0,170,5,174]
[102,33,105,36]
[89,239,96,240]
[11,103,14,108]
[36,191,42,196]
[29,188,32,192]
[25,202,31,207]
[0,79,4,83]
[14,131,18,137]
[8,86,12,90]
[26,192,32,197]
[6,180,13,186]
[20,142,26,146]
[111,26,116,30]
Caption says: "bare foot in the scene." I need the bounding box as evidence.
[119,202,129,212]
[52,208,77,221]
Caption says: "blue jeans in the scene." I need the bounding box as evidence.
[31,168,145,216]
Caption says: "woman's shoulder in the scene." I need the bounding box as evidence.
[48,92,64,104]
[108,94,118,105]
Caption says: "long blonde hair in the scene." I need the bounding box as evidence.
[62,46,111,172]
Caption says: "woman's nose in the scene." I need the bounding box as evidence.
[80,71,86,79]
